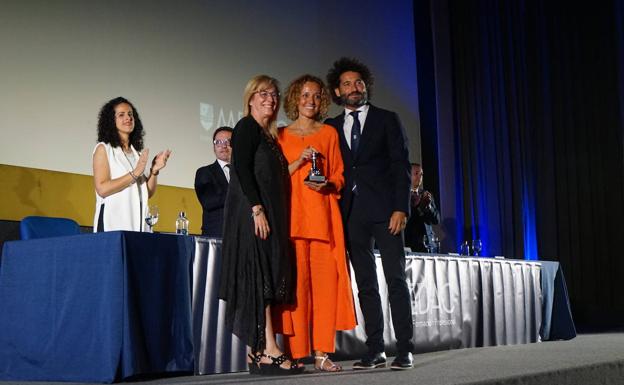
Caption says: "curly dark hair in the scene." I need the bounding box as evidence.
[326,57,374,105]
[97,97,144,151]
[283,74,331,121]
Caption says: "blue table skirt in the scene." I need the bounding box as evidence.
[0,231,195,383]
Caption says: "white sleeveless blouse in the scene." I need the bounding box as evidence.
[93,142,148,232]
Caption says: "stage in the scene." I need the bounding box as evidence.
[1,333,621,385]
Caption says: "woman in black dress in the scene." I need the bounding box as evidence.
[219,75,301,375]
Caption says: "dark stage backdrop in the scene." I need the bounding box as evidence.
[415,0,624,329]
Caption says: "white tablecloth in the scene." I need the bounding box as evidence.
[192,238,544,374]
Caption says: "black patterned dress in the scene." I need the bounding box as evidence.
[218,115,294,352]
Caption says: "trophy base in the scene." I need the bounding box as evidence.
[305,175,327,183]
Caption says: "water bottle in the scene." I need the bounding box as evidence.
[176,211,189,235]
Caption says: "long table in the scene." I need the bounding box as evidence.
[0,234,576,381]
[335,255,576,358]
[0,231,195,383]
[191,239,576,374]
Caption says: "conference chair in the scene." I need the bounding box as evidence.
[20,216,81,240]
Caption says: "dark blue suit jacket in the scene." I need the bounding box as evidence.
[405,192,440,251]
[194,160,229,237]
[326,104,411,222]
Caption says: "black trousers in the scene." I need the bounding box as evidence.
[346,200,414,354]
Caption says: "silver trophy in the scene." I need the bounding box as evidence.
[305,152,326,183]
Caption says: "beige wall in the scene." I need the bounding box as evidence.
[0,164,202,234]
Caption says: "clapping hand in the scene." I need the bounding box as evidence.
[151,149,172,174]
[134,149,150,176]
[420,191,432,206]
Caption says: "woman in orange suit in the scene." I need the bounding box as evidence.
[275,74,357,372]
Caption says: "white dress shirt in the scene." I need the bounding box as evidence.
[342,104,369,149]
[217,158,230,182]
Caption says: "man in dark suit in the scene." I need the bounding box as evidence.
[405,163,440,252]
[325,58,414,370]
[194,126,233,237]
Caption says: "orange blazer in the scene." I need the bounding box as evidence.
[277,124,356,331]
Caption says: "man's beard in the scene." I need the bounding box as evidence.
[340,90,368,107]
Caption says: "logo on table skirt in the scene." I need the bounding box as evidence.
[413,319,456,328]
[408,280,456,316]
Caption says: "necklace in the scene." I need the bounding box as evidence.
[289,124,319,137]
[119,145,144,229]
[122,148,136,172]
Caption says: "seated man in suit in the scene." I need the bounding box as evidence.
[194,126,233,237]
[404,163,440,252]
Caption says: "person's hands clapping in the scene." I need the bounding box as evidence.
[151,149,172,175]
[420,191,432,206]
[133,149,150,176]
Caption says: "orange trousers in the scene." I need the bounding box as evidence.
[285,238,339,359]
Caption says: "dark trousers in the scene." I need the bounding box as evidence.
[346,201,414,354]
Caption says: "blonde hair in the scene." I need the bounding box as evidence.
[243,75,280,138]
[283,74,331,121]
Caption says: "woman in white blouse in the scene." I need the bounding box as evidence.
[92,97,171,232]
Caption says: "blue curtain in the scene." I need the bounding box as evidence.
[417,0,624,328]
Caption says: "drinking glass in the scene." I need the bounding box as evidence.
[431,236,440,254]
[422,235,432,253]
[145,205,159,233]
[460,241,470,256]
[472,239,482,256]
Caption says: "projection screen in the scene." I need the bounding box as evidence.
[0,0,420,188]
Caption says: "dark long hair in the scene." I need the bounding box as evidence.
[97,97,145,151]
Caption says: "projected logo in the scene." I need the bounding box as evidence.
[199,102,288,142]
[200,103,215,130]
[199,102,243,142]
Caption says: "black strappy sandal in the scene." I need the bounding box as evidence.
[247,352,262,374]
[259,353,304,375]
